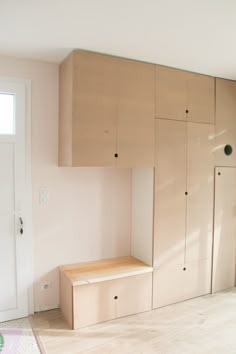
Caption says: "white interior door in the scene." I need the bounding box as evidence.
[0,81,30,322]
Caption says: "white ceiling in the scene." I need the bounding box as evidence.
[1,0,236,79]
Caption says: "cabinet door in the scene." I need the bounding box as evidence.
[215,78,236,167]
[184,259,211,299]
[153,264,186,308]
[185,123,214,263]
[154,119,186,267]
[186,74,215,124]
[73,51,118,166]
[156,65,187,121]
[153,259,212,309]
[116,273,152,317]
[212,167,236,293]
[73,280,116,329]
[117,59,155,167]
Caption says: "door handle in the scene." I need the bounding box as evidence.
[19,217,24,235]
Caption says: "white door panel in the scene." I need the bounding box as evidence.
[0,81,30,322]
[0,215,16,311]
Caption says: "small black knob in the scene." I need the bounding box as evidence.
[218,172,221,176]
[20,228,23,235]
[114,296,118,300]
[114,153,118,158]
[224,145,233,156]
[186,109,189,114]
[183,267,186,271]
[185,192,188,195]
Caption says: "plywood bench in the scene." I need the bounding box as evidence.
[59,256,153,329]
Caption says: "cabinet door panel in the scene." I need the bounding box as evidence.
[186,123,214,262]
[153,265,186,309]
[212,167,236,293]
[184,259,211,299]
[74,281,116,329]
[156,65,187,121]
[73,52,118,166]
[187,74,215,124]
[215,78,236,167]
[154,119,186,267]
[116,273,152,317]
[117,59,155,167]
[153,260,211,309]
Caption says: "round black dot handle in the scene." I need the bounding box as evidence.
[224,145,233,156]
[114,153,118,158]
[114,296,118,300]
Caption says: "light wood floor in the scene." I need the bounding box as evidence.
[31,288,236,354]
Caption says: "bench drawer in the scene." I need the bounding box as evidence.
[73,272,152,329]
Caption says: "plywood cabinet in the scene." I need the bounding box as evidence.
[153,259,212,308]
[73,51,118,166]
[212,167,236,293]
[59,50,155,167]
[154,119,186,267]
[155,66,187,121]
[215,78,236,167]
[153,264,186,308]
[185,123,214,262]
[60,257,153,329]
[186,73,215,124]
[153,119,214,308]
[156,65,215,124]
[117,59,155,167]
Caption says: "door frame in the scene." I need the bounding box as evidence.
[0,76,33,316]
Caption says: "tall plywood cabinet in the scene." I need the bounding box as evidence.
[59,50,155,167]
[58,49,236,327]
[153,119,214,308]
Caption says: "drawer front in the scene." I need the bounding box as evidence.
[73,273,152,329]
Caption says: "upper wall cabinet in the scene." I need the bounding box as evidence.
[59,51,155,167]
[117,59,155,167]
[215,78,236,167]
[156,65,215,124]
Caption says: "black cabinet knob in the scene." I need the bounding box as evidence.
[114,296,118,300]
[183,267,186,271]
[185,192,188,195]
[114,153,118,158]
[224,145,233,156]
[218,172,221,176]
[186,109,189,114]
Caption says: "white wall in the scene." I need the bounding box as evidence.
[0,55,132,311]
[131,168,154,266]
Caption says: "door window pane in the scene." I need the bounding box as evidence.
[0,94,15,135]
